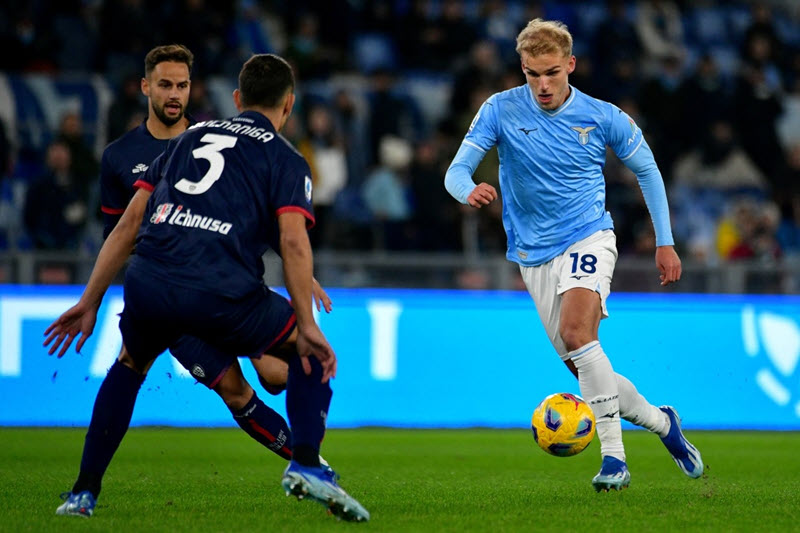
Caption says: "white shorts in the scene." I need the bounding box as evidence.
[519,230,618,359]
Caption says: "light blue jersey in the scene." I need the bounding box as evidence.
[445,84,673,266]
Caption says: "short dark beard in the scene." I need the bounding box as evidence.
[152,101,183,127]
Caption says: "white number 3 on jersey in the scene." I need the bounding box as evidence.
[175,133,237,195]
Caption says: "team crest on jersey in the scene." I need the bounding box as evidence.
[132,163,149,174]
[571,126,597,145]
[304,175,312,203]
[150,203,174,224]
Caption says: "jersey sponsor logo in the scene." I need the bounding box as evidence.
[519,127,538,135]
[571,126,597,145]
[132,163,149,174]
[149,203,233,235]
[304,175,312,203]
[150,202,174,224]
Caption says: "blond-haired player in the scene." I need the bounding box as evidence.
[445,19,703,490]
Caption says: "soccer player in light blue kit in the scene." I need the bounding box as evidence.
[445,19,703,491]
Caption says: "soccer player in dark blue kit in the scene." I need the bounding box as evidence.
[49,45,333,519]
[48,54,368,521]
[100,44,193,238]
[100,43,302,393]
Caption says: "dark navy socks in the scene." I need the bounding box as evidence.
[73,360,145,498]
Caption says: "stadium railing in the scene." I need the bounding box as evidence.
[1,250,798,294]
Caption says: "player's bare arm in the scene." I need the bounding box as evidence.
[311,278,333,313]
[44,188,153,356]
[656,245,682,286]
[278,211,337,382]
[467,182,498,208]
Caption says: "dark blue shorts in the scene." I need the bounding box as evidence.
[119,267,296,378]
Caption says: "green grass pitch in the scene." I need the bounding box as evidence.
[1,428,799,532]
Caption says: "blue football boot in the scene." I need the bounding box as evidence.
[591,456,631,492]
[56,490,96,517]
[659,406,704,478]
[282,461,369,522]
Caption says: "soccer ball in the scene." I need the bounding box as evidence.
[531,393,596,457]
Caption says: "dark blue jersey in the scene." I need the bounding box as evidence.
[130,111,315,298]
[100,118,193,238]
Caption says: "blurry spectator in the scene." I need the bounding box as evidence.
[449,40,502,118]
[635,0,685,71]
[367,69,420,167]
[776,187,800,257]
[166,0,231,75]
[56,111,98,196]
[107,75,146,142]
[51,0,98,72]
[733,50,785,183]
[234,0,282,59]
[741,3,783,70]
[716,198,780,262]
[286,12,334,80]
[23,141,88,250]
[671,120,767,261]
[99,0,153,83]
[595,54,640,102]
[480,0,521,57]
[632,220,657,257]
[331,89,368,186]
[637,54,686,179]
[438,0,480,66]
[776,142,800,205]
[362,136,413,250]
[593,0,641,74]
[0,7,57,72]
[678,53,732,138]
[777,76,800,151]
[186,77,219,123]
[408,138,462,251]
[0,118,14,250]
[298,104,348,249]
[395,0,447,70]
[0,117,10,178]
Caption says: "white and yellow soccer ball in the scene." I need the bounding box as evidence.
[531,393,596,457]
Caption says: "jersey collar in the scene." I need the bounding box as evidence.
[528,84,576,117]
[238,110,277,132]
[140,113,196,140]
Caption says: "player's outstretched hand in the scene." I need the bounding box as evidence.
[311,277,333,313]
[467,182,498,208]
[43,301,99,357]
[296,323,337,383]
[655,245,682,286]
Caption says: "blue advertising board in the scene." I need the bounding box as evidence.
[1,286,799,430]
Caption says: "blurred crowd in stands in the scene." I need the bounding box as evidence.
[2,0,800,275]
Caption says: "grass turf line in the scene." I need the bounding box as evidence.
[0,428,798,532]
